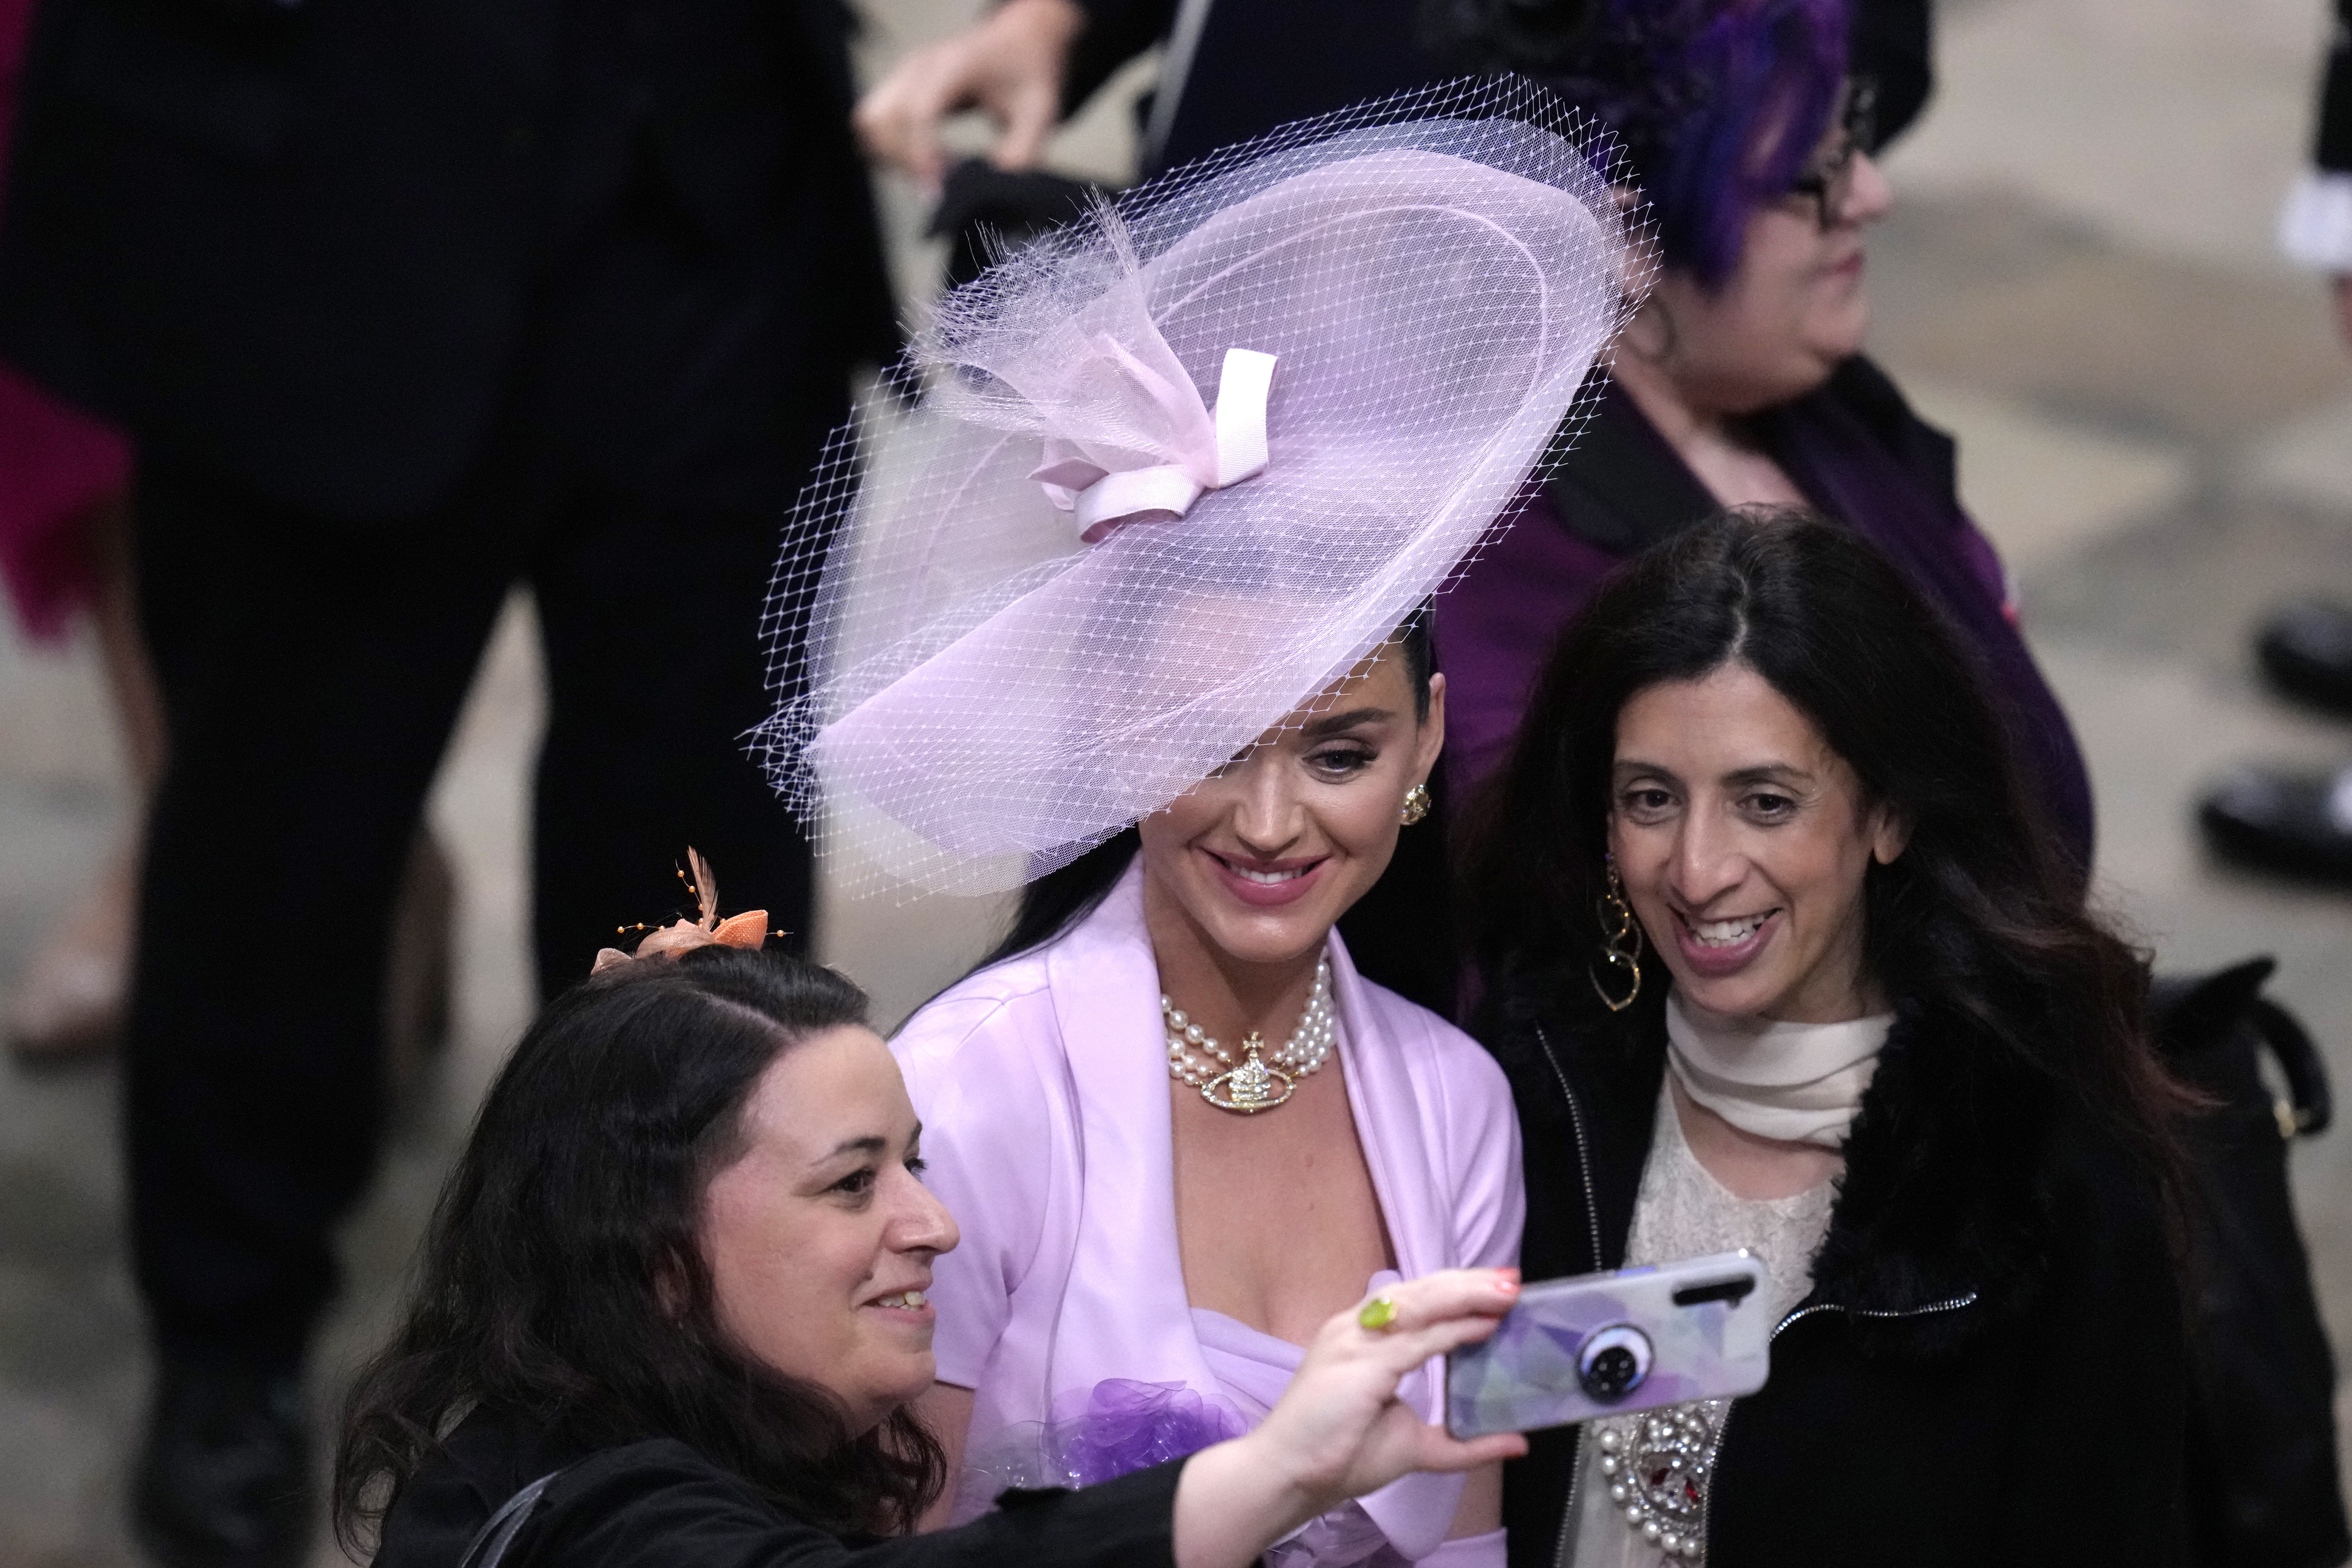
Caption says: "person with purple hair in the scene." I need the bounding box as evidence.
[1426,0,2093,886]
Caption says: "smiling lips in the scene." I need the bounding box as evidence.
[866,1288,930,1313]
[1204,849,1327,908]
[1673,907,1781,978]
[1690,913,1768,945]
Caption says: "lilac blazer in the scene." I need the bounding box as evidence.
[893,864,1524,1559]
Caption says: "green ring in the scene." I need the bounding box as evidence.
[1357,1295,1398,1332]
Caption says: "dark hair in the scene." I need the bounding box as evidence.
[332,947,944,1552]
[974,612,1437,969]
[1464,508,2189,1189]
[1429,0,1849,284]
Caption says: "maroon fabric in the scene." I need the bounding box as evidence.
[1755,372,2096,865]
[1437,485,1616,791]
[0,0,134,641]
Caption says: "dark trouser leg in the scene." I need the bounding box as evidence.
[530,491,819,991]
[519,189,845,994]
[126,454,511,1368]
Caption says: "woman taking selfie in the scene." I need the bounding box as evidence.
[337,937,1527,1568]
[1465,510,2191,1566]
[1431,0,2094,873]
[758,83,1635,1567]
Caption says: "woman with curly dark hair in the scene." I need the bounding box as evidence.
[1462,509,2193,1567]
[335,939,1526,1568]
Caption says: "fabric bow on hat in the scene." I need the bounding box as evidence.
[1024,341,1278,544]
[926,217,1283,547]
[592,848,774,974]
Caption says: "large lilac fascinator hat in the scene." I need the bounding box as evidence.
[759,77,1651,895]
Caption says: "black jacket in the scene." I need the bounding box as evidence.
[1065,0,1934,179]
[373,1409,1184,1568]
[1481,981,2191,1568]
[2318,0,2352,173]
[0,0,894,519]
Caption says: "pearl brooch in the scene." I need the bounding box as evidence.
[1594,1399,1725,1561]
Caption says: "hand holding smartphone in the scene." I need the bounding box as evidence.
[1445,1252,1772,1437]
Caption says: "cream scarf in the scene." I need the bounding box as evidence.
[1663,989,1892,1149]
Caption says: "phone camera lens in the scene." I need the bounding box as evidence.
[1577,1324,1652,1402]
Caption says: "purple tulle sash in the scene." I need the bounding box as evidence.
[1046,1377,1253,1484]
[955,1378,1250,1518]
[957,1378,1404,1566]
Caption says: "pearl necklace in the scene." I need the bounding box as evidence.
[1162,953,1336,1114]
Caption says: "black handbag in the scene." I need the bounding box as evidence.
[2152,957,2348,1568]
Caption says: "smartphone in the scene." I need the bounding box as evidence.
[1446,1251,1772,1437]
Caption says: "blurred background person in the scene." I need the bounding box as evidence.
[2201,0,2352,886]
[0,0,454,1072]
[0,0,142,1064]
[0,0,894,1564]
[1,0,454,1072]
[855,0,1915,192]
[855,0,1461,189]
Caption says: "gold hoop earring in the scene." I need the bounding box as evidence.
[1400,783,1431,826]
[1590,858,1643,1012]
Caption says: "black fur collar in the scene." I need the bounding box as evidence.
[1505,990,2061,1361]
[1805,1002,2056,1357]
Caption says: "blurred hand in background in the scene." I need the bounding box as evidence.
[856,0,1085,188]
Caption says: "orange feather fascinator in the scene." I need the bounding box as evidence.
[592,848,776,974]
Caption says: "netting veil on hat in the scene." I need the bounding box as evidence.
[759,77,1649,895]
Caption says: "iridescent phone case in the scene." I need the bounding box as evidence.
[1446,1251,1773,1437]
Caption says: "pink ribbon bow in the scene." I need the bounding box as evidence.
[1027,344,1278,544]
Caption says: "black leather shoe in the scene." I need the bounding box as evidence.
[132,1359,311,1568]
[2257,599,2352,717]
[2199,764,2352,884]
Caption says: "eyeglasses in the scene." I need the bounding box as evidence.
[1786,78,1880,230]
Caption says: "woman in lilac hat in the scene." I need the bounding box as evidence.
[760,81,1641,1567]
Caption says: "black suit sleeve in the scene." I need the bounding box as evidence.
[2320,0,2352,172]
[528,1442,1184,1568]
[1064,0,1178,113]
[1850,0,1933,151]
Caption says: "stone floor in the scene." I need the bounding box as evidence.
[5,0,2352,1560]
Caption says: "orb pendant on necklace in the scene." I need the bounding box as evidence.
[1203,1035,1295,1113]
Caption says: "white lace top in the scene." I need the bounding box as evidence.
[1559,1082,1838,1566]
